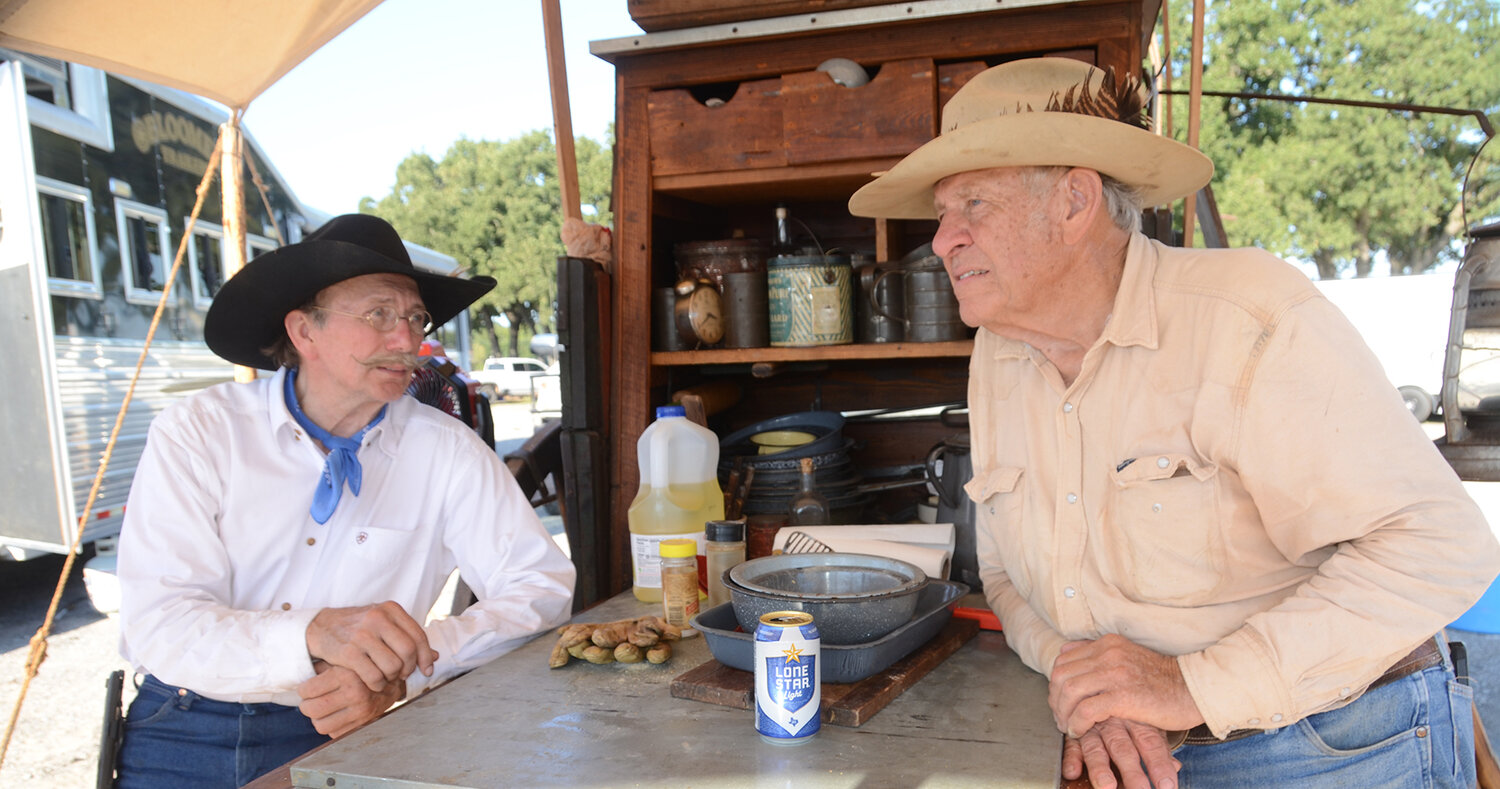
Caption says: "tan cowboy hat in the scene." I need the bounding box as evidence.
[847,58,1213,219]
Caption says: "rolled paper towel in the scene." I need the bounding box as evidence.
[774,532,951,579]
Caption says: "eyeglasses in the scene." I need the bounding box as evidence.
[312,305,434,336]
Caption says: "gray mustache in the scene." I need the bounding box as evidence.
[359,352,420,370]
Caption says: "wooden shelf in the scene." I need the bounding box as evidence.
[652,339,973,366]
[653,157,904,204]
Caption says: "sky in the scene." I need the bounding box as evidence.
[241,0,644,216]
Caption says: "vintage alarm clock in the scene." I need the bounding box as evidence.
[673,278,724,347]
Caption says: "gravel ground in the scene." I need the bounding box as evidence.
[0,400,550,788]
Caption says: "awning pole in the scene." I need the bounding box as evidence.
[221,110,254,383]
[541,0,582,222]
[1182,0,1205,247]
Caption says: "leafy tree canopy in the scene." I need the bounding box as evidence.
[360,127,613,360]
[1166,0,1499,278]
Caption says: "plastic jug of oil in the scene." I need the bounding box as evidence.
[628,405,724,602]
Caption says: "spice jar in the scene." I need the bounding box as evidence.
[659,538,700,633]
[705,520,747,609]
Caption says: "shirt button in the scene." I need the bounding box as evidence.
[1152,503,1163,513]
[306,538,316,546]
[1157,456,1170,469]
[1271,714,1283,723]
[1062,402,1074,413]
[281,602,292,611]
[1340,687,1351,697]
[989,506,996,515]
[1066,493,1078,504]
[1063,587,1076,598]
[1248,718,1260,726]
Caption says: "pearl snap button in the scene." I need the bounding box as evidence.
[1152,503,1162,513]
[1063,587,1076,598]
[1066,493,1078,504]
[1157,456,1170,469]
[1271,714,1283,723]
[1062,402,1074,413]
[1341,687,1351,696]
[1248,718,1260,726]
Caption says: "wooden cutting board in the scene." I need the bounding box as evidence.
[670,616,979,727]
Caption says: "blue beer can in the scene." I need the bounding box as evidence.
[754,611,821,745]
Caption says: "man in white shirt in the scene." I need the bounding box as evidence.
[114,214,576,789]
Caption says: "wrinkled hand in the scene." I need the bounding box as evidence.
[306,602,437,692]
[298,661,406,739]
[1049,634,1203,738]
[1062,718,1181,789]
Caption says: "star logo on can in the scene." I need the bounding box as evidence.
[781,643,804,662]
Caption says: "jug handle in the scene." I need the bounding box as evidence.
[871,269,907,326]
[925,441,960,509]
[651,422,672,502]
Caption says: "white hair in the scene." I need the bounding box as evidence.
[1021,166,1142,232]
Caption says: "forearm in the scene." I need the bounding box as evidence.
[982,571,1068,677]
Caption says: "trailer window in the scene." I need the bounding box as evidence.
[116,200,176,306]
[187,219,225,309]
[4,54,112,151]
[37,177,101,298]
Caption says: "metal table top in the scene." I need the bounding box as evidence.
[289,592,1062,788]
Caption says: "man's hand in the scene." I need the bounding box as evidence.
[306,602,438,692]
[1049,634,1203,737]
[298,661,406,739]
[1061,718,1181,789]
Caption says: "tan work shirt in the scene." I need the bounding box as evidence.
[966,232,1500,738]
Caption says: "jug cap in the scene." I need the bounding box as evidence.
[656,405,686,419]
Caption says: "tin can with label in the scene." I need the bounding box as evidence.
[767,254,853,346]
[754,611,821,745]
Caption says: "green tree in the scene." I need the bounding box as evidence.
[360,128,613,358]
[1164,0,1499,278]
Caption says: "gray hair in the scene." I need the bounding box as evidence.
[1022,166,1143,232]
[259,300,326,370]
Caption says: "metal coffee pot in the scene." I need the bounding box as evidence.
[925,433,980,590]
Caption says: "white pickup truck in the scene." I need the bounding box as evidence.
[469,356,550,400]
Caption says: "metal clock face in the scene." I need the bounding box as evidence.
[674,279,724,346]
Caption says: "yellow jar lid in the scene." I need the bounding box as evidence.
[659,538,697,558]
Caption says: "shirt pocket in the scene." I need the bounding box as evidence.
[965,466,1031,599]
[327,524,426,605]
[1103,453,1225,605]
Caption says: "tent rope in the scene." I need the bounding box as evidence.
[244,151,285,246]
[0,128,227,773]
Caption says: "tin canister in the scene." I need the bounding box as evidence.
[767,254,853,346]
[754,611,821,745]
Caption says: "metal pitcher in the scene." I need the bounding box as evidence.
[874,255,966,342]
[925,434,980,590]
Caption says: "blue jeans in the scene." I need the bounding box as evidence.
[1175,662,1476,788]
[116,675,329,789]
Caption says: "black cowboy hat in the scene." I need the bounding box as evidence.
[204,213,495,370]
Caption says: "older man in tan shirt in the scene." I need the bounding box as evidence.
[850,58,1500,789]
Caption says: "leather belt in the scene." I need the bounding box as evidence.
[1182,637,1445,746]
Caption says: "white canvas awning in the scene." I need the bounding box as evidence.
[0,0,385,108]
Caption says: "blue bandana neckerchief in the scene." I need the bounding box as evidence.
[283,369,387,524]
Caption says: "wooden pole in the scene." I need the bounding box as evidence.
[1182,0,1205,247]
[541,0,582,222]
[1161,0,1172,138]
[221,110,255,382]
